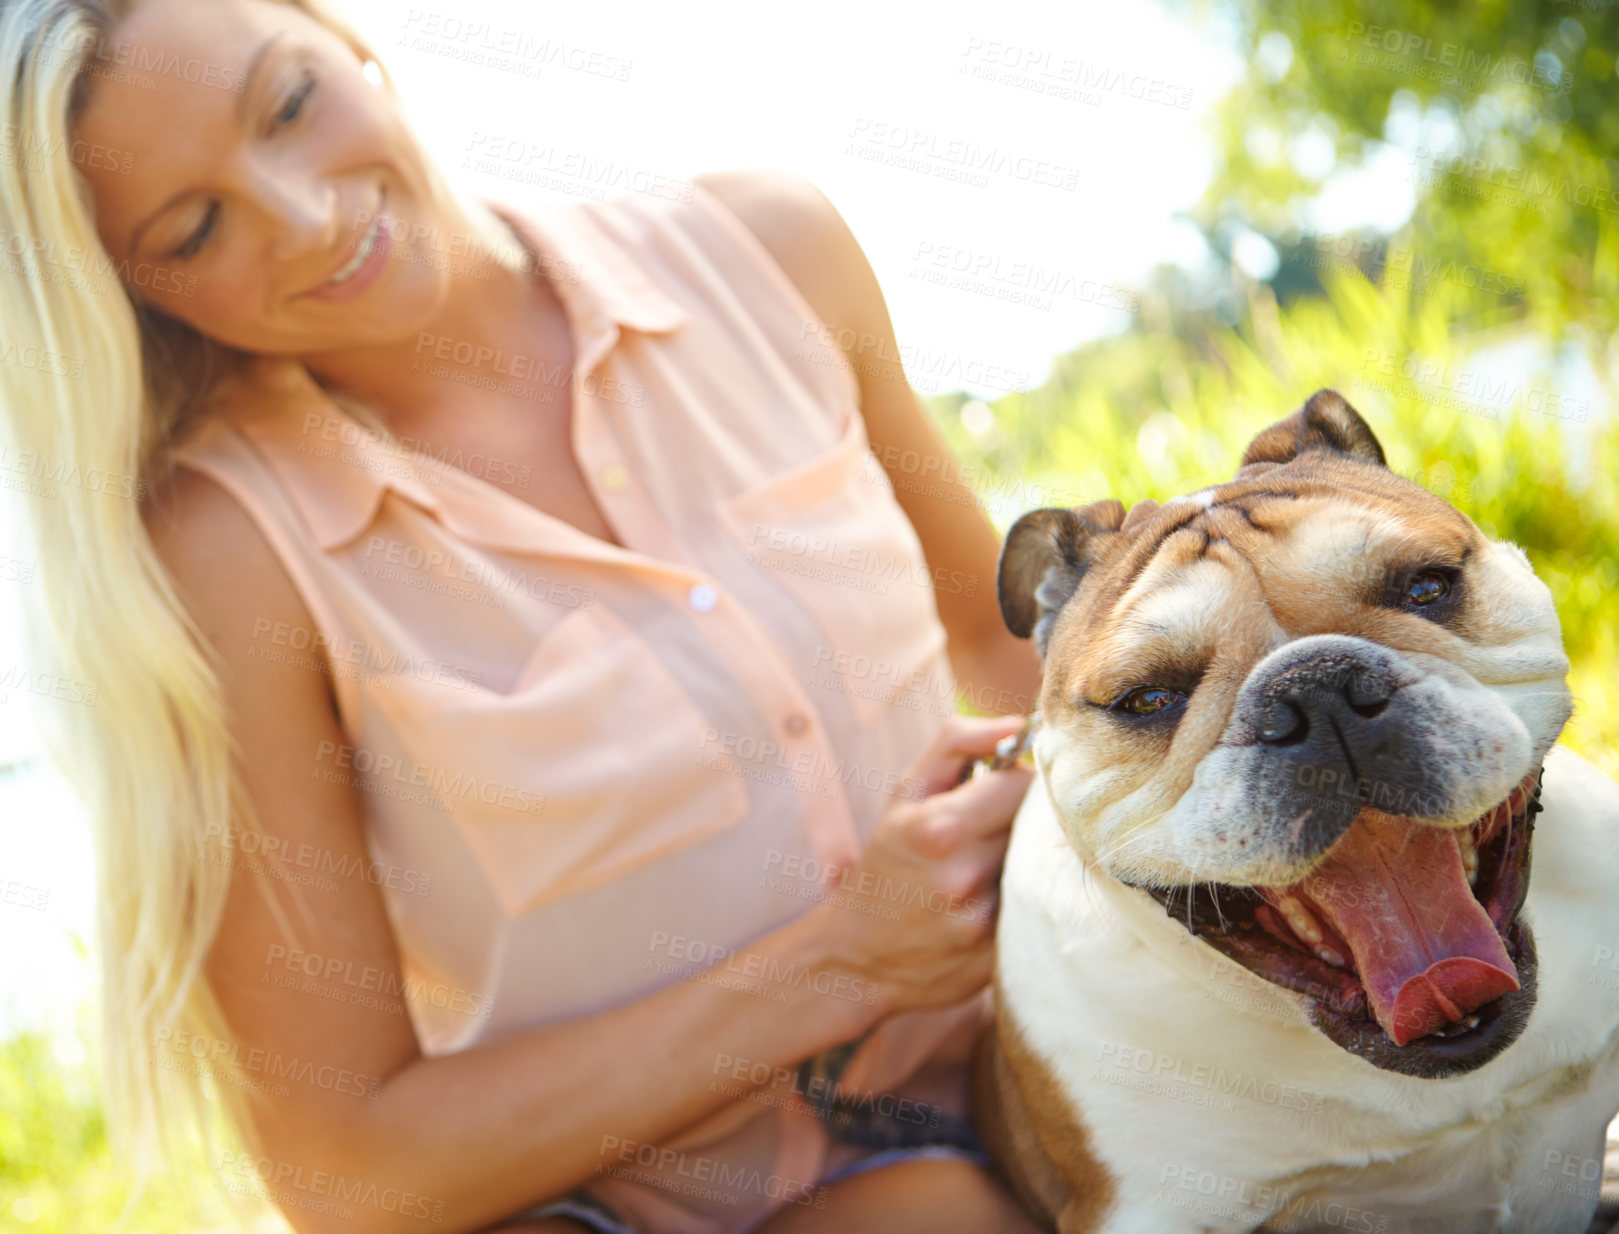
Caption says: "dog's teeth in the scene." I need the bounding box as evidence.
[1458,831,1479,885]
[1278,895,1324,946]
[1316,946,1347,968]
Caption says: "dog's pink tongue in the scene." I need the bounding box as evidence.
[1297,813,1518,1046]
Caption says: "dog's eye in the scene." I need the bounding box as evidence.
[1115,686,1188,715]
[1403,570,1451,607]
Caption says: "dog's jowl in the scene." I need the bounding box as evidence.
[977,390,1619,1234]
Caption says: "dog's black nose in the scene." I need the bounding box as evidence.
[1238,636,1438,827]
[1256,657,1396,747]
[1215,635,1466,875]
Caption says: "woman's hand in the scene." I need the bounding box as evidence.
[812,714,1035,1018]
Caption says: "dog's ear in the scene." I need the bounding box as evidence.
[1236,389,1386,478]
[998,499,1126,653]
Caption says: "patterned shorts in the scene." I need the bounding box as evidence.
[502,1041,988,1232]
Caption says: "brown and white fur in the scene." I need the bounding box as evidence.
[975,390,1619,1234]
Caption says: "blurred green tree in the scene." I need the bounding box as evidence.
[1179,0,1619,353]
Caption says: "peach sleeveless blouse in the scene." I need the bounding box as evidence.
[171,186,988,1231]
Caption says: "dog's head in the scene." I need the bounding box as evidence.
[999,390,1572,1077]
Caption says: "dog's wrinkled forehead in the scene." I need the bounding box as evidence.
[997,390,1477,671]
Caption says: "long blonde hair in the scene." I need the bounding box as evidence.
[0,0,524,1205]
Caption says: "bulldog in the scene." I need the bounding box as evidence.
[974,390,1619,1234]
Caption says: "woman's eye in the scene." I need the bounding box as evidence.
[275,71,315,126]
[1116,686,1188,715]
[170,201,218,260]
[1403,570,1451,607]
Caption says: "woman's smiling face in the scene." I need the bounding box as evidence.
[73,0,454,354]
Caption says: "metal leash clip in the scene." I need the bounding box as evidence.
[957,711,1040,785]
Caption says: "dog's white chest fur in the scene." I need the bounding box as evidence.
[997,742,1619,1234]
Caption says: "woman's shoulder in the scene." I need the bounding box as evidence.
[575,167,863,321]
[687,168,872,328]
[688,168,849,267]
[144,406,318,661]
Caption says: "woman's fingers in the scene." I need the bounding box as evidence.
[906,763,1035,858]
[908,714,1030,797]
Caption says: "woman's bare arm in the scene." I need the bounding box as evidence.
[146,466,1029,1234]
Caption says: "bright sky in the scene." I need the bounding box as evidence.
[347,0,1248,396]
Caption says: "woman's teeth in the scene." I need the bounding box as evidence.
[326,219,379,286]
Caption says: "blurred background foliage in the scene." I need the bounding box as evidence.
[0,1009,263,1233]
[5,1,1617,1230]
[933,0,1619,781]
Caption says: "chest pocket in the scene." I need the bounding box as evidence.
[716,403,950,727]
[368,603,750,917]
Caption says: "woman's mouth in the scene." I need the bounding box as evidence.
[304,198,392,302]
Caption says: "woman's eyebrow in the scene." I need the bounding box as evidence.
[126,29,288,256]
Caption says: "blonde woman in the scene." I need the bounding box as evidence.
[0,0,1047,1230]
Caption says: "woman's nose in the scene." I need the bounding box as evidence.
[260,178,341,267]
